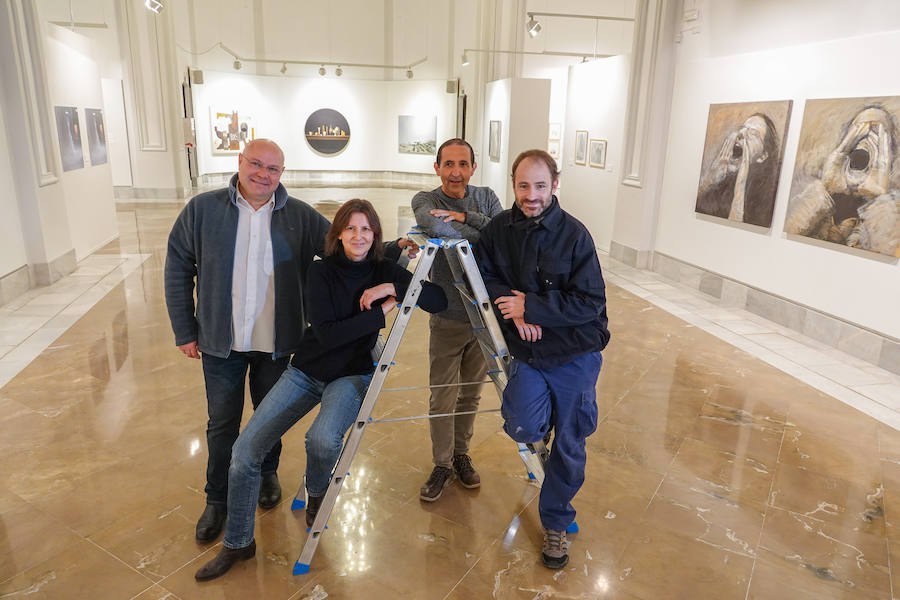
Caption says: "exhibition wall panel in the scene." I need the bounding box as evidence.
[561,55,629,252]
[656,27,900,339]
[44,25,118,261]
[481,79,512,207]
[481,78,551,209]
[192,71,455,177]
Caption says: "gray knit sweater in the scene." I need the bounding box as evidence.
[411,185,502,321]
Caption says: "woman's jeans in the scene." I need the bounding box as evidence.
[224,364,372,549]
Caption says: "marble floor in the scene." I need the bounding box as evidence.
[1,190,900,599]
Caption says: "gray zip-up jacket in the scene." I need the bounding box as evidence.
[164,174,331,359]
[411,185,502,321]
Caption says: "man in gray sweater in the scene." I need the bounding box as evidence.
[411,138,502,501]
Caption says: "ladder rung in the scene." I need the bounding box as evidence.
[453,282,476,304]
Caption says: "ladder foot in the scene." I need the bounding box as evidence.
[291,498,306,511]
[293,561,311,575]
[567,521,579,534]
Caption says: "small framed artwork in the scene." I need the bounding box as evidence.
[398,115,437,154]
[547,139,560,160]
[548,122,561,140]
[574,130,588,165]
[489,120,501,162]
[589,139,607,169]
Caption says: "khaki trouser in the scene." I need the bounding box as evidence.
[428,315,487,468]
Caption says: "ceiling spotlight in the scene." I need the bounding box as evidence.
[144,0,163,13]
[280,62,287,74]
[318,65,326,76]
[335,65,343,77]
[526,15,542,37]
[406,69,413,79]
[461,52,470,67]
[233,59,241,70]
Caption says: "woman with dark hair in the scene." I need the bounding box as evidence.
[195,199,447,581]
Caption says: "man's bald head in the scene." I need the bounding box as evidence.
[237,139,285,208]
[244,138,285,165]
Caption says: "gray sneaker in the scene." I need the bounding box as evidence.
[452,454,481,489]
[541,528,569,569]
[420,466,454,501]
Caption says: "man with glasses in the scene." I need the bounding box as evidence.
[165,139,416,542]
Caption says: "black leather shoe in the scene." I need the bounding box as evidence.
[305,494,324,527]
[195,504,226,542]
[258,473,282,509]
[194,540,256,581]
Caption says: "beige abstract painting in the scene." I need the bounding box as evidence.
[784,96,900,257]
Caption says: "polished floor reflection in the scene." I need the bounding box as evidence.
[1,195,900,599]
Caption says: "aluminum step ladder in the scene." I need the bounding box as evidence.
[290,233,560,575]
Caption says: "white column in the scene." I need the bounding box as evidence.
[0,0,76,287]
[609,0,681,268]
[114,0,190,198]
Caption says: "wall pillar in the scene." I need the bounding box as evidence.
[114,0,190,199]
[0,0,76,287]
[609,0,681,267]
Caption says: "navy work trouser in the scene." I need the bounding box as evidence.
[501,351,602,531]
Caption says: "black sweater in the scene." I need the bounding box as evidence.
[290,252,447,382]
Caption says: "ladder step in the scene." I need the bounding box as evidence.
[472,328,499,355]
[453,282,475,304]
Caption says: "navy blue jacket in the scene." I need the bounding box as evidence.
[475,197,609,368]
[164,174,403,359]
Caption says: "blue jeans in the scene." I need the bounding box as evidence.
[200,351,289,505]
[224,364,372,549]
[501,351,602,531]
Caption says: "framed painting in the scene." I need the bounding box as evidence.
[784,96,900,256]
[588,139,607,169]
[695,100,792,227]
[398,115,437,154]
[548,139,560,161]
[84,108,107,165]
[548,122,561,140]
[489,120,501,162]
[574,130,588,165]
[55,106,84,171]
[305,108,350,156]
[211,108,254,155]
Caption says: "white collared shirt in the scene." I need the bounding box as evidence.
[231,190,276,353]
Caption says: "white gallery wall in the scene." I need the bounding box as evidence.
[0,104,28,278]
[656,1,900,339]
[560,55,629,252]
[192,72,456,175]
[43,24,118,261]
[481,78,551,208]
[481,79,512,205]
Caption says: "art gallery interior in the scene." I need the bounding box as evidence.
[2,0,900,597]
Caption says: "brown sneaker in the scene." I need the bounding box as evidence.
[541,528,569,569]
[419,466,455,501]
[452,454,481,489]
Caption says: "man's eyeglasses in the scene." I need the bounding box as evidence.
[240,154,285,175]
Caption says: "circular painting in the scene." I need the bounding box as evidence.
[304,108,350,155]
